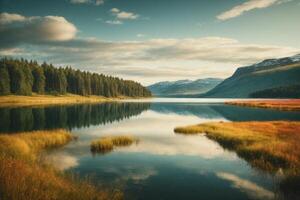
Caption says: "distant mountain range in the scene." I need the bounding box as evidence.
[147,78,223,97]
[202,54,300,98]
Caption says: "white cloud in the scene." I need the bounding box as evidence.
[217,0,292,21]
[111,8,120,13]
[95,0,104,5]
[110,8,139,20]
[0,12,26,24]
[137,34,146,38]
[70,0,104,6]
[105,20,123,25]
[1,13,299,84]
[0,13,77,49]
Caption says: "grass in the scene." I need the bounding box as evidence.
[0,94,114,107]
[226,99,300,111]
[174,121,300,174]
[0,129,123,200]
[91,135,139,154]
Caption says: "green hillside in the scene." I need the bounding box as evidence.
[203,59,300,98]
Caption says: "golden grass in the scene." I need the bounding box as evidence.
[0,129,123,200]
[226,99,300,111]
[0,129,74,160]
[0,94,116,107]
[91,135,139,153]
[175,121,300,174]
[0,94,151,107]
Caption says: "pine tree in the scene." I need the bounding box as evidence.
[32,66,45,94]
[0,58,152,97]
[0,66,11,95]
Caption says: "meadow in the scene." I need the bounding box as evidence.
[0,129,123,200]
[226,99,300,111]
[0,94,113,107]
[174,121,300,174]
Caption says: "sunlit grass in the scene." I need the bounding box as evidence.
[91,135,139,153]
[175,121,300,174]
[0,129,74,160]
[0,94,112,107]
[0,94,150,107]
[226,99,300,111]
[0,130,123,200]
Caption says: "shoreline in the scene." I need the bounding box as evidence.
[174,121,300,174]
[225,99,300,111]
[0,94,150,108]
[0,129,121,200]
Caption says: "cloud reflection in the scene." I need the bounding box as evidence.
[216,172,275,200]
[83,110,231,159]
[45,152,79,170]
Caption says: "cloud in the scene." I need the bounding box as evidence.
[216,172,275,200]
[0,13,77,49]
[217,0,292,21]
[0,12,26,24]
[110,8,139,20]
[105,20,123,25]
[137,34,146,38]
[1,13,299,84]
[70,0,104,6]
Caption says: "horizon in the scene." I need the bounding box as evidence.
[1,0,300,85]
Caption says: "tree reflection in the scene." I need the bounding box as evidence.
[0,103,150,133]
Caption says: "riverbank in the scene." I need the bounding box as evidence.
[0,94,143,107]
[0,129,122,200]
[225,99,300,111]
[174,121,300,174]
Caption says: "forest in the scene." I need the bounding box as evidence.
[0,58,151,97]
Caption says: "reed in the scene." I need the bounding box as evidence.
[0,129,123,200]
[91,135,139,153]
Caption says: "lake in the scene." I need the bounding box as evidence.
[1,98,300,200]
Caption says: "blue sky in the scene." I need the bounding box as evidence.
[0,0,300,85]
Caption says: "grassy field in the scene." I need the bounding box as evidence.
[91,135,139,154]
[0,94,118,107]
[226,99,300,111]
[175,121,300,174]
[0,129,123,200]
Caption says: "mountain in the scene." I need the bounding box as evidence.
[148,78,223,97]
[202,54,300,98]
[250,84,300,98]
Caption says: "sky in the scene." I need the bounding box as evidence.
[0,0,300,85]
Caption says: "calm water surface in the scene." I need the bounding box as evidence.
[1,98,300,200]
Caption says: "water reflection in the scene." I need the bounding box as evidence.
[1,99,300,200]
[1,101,300,133]
[0,103,150,133]
[216,172,275,200]
[151,103,300,121]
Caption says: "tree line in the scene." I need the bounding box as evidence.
[0,58,151,97]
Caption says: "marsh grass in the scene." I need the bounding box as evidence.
[0,129,123,200]
[174,121,300,174]
[91,135,139,154]
[226,99,300,111]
